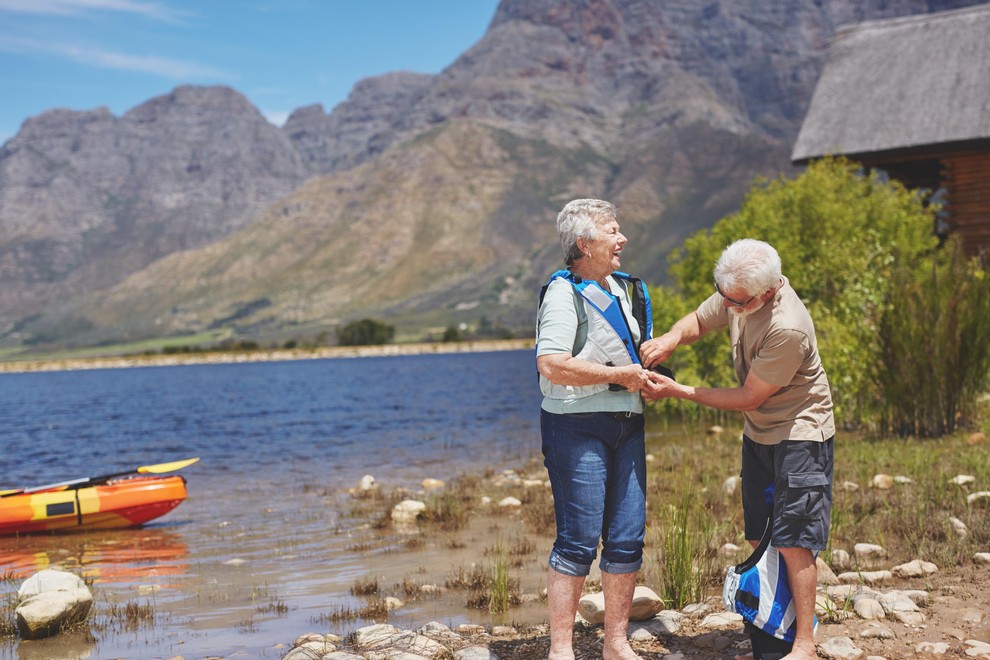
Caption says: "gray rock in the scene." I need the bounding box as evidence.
[967,491,990,505]
[681,602,712,617]
[700,611,743,628]
[454,647,499,660]
[838,570,892,585]
[892,610,926,625]
[891,559,938,578]
[965,640,990,658]
[915,641,951,654]
[818,556,841,585]
[859,625,895,639]
[14,570,93,640]
[820,635,865,659]
[853,597,886,620]
[878,592,920,614]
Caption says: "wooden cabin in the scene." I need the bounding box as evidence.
[791,5,990,260]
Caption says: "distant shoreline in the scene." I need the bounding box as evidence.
[0,338,534,374]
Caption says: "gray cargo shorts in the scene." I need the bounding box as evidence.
[741,435,834,554]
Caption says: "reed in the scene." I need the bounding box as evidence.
[488,535,511,615]
[350,575,380,596]
[875,242,990,437]
[0,571,17,638]
[649,495,719,609]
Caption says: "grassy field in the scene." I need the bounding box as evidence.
[641,409,990,608]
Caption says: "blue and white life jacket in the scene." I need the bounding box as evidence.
[537,269,653,399]
[722,495,817,642]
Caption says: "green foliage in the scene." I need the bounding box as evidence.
[875,238,990,436]
[660,157,941,426]
[337,318,395,347]
[441,325,462,343]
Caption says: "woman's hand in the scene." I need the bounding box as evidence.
[615,364,654,392]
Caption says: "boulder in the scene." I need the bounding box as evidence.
[820,636,865,659]
[891,559,938,578]
[577,586,662,625]
[630,586,664,621]
[817,556,840,585]
[838,570,892,585]
[391,499,426,523]
[967,491,990,505]
[15,570,93,640]
[871,474,894,490]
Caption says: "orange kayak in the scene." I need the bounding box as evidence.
[0,475,188,535]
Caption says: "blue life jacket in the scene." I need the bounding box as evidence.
[537,269,652,365]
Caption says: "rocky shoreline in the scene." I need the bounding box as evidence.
[0,338,533,374]
[274,470,990,659]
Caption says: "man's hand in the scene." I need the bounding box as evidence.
[641,371,681,400]
[640,333,680,368]
[641,311,705,368]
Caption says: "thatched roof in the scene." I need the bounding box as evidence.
[792,4,990,163]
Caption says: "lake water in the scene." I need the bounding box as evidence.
[0,350,551,659]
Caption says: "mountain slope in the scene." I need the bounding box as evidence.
[2,0,985,348]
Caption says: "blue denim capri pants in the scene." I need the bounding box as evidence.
[540,409,647,577]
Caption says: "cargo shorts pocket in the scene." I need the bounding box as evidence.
[782,472,830,520]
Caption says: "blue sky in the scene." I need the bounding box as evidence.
[0,0,500,144]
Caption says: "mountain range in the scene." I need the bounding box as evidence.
[0,0,983,351]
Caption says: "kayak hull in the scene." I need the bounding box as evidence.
[0,475,187,535]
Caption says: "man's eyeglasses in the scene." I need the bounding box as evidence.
[715,281,756,307]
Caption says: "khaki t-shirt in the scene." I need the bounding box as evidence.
[696,276,835,445]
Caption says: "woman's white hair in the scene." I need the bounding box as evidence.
[556,199,615,266]
[713,239,782,295]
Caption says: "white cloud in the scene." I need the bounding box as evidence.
[0,35,234,80]
[0,0,181,21]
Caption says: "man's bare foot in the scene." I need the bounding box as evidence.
[547,649,575,660]
[780,639,819,659]
[733,654,754,660]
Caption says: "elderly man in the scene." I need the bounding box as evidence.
[641,239,834,660]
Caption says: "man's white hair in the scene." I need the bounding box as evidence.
[714,239,782,295]
[556,199,615,266]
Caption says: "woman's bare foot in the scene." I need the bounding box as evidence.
[547,648,575,660]
[733,654,754,660]
[603,639,641,660]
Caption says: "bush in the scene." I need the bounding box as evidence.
[657,157,943,428]
[337,318,395,346]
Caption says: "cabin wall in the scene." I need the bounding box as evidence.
[853,143,990,261]
[942,148,990,259]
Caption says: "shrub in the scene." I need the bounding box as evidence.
[337,318,395,346]
[656,157,942,429]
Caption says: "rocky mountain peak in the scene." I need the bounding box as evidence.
[1,0,986,350]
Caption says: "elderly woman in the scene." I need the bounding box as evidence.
[536,198,660,660]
